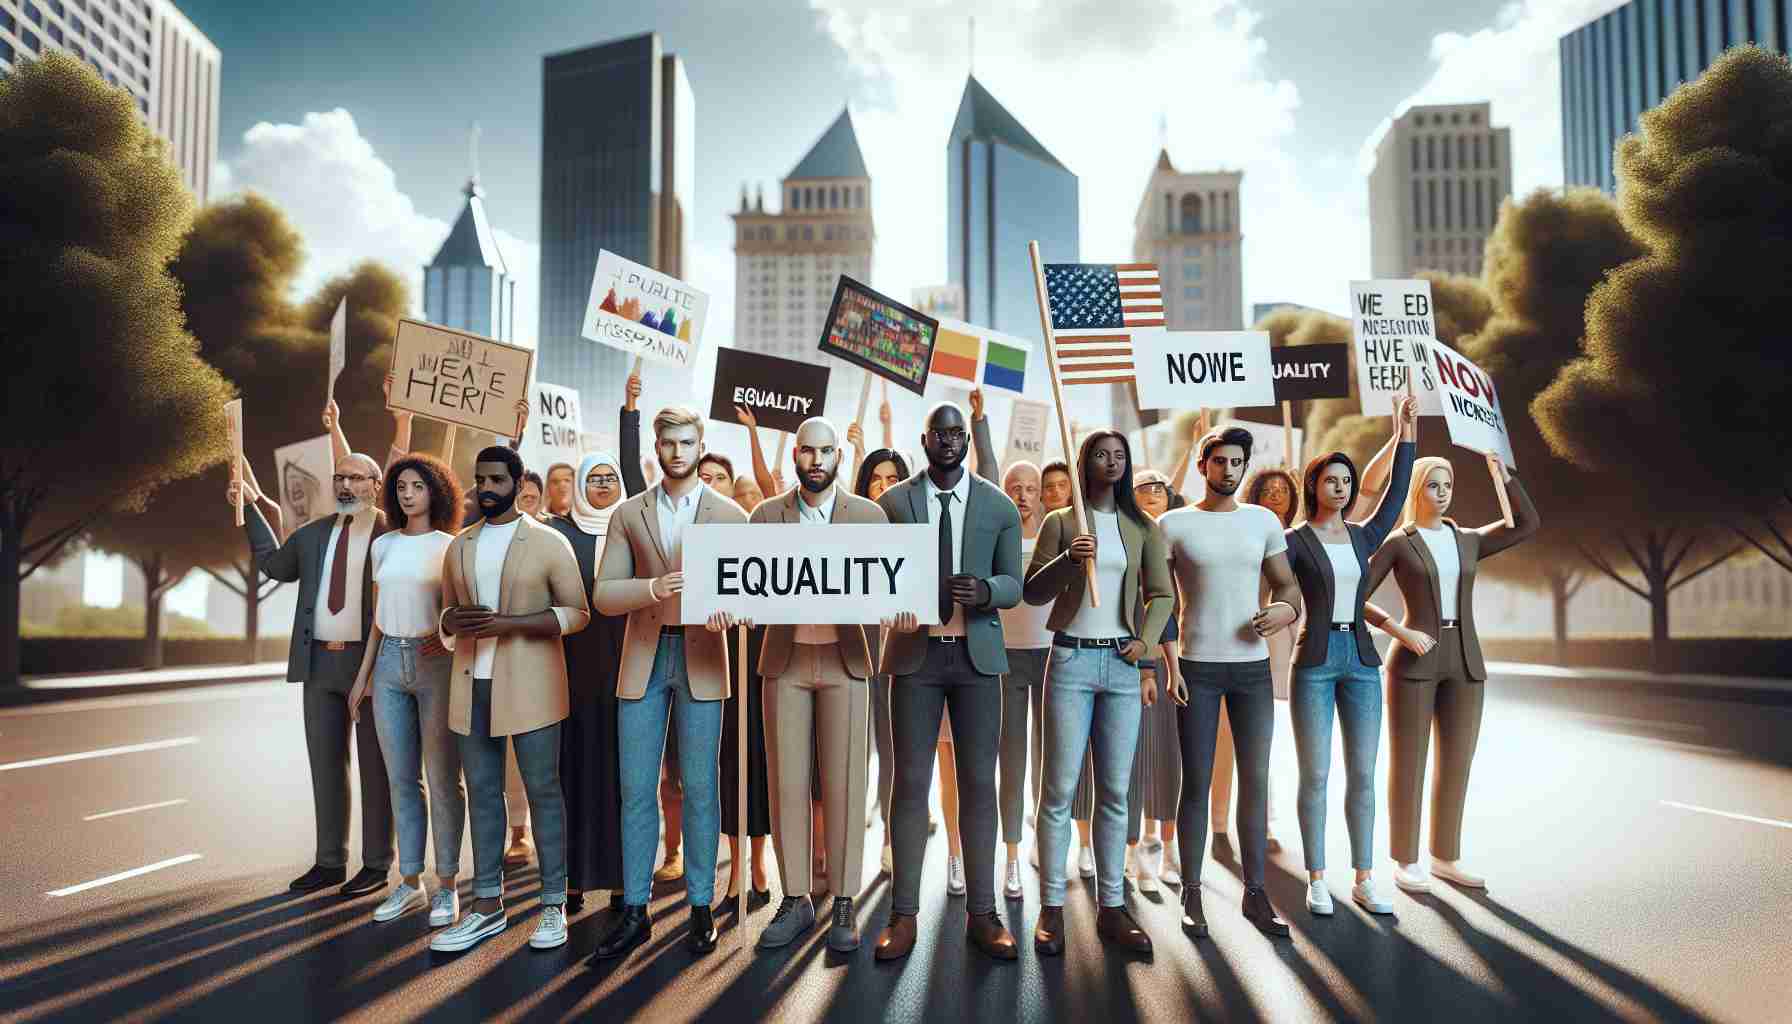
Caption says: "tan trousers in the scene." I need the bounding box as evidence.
[1387,628,1484,864]
[763,642,870,899]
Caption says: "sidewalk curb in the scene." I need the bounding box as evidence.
[1,663,288,708]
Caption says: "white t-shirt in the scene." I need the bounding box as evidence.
[1416,525,1461,620]
[1001,535,1055,650]
[1161,504,1288,663]
[1063,510,1128,639]
[371,530,454,638]
[1321,540,1361,624]
[471,517,522,678]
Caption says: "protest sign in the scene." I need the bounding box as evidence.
[819,276,938,396]
[1132,330,1276,411]
[1428,345,1516,468]
[517,381,584,473]
[272,434,333,540]
[387,319,533,437]
[1240,420,1304,472]
[709,348,831,434]
[927,317,1032,396]
[930,321,981,389]
[580,249,710,369]
[1271,343,1351,401]
[681,524,940,625]
[911,284,965,321]
[327,298,347,404]
[1349,280,1444,415]
[1003,398,1052,469]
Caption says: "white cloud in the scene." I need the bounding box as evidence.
[1357,0,1628,196]
[213,109,540,346]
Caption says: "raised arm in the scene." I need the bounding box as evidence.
[383,374,412,471]
[1473,461,1538,559]
[239,495,302,583]
[734,404,780,498]
[621,373,646,495]
[969,389,999,484]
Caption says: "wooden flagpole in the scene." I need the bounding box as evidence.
[1488,453,1515,528]
[1282,401,1295,469]
[1027,241,1099,607]
[736,623,748,939]
[225,399,244,527]
[856,370,874,427]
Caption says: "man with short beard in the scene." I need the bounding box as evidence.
[735,417,887,954]
[234,452,396,898]
[591,406,749,961]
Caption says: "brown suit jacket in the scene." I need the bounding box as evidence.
[749,486,888,680]
[1023,506,1174,648]
[1363,475,1538,682]
[594,481,748,701]
[441,513,591,737]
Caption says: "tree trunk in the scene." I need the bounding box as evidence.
[1549,571,1571,666]
[0,522,21,688]
[1648,575,1671,675]
[243,564,261,664]
[142,553,166,671]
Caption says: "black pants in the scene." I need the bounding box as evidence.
[1176,658,1274,889]
[302,644,394,872]
[890,639,1002,916]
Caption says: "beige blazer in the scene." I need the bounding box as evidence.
[442,513,591,737]
[749,487,888,680]
[595,481,748,701]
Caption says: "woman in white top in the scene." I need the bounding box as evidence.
[347,454,465,929]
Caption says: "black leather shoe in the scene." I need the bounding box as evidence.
[1033,905,1065,956]
[566,891,586,915]
[1181,885,1209,938]
[1243,886,1290,938]
[589,904,651,962]
[340,867,389,897]
[289,865,347,892]
[688,904,719,955]
[1097,906,1153,957]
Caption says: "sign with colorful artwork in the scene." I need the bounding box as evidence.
[581,249,710,369]
[819,276,938,396]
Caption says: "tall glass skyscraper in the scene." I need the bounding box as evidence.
[1562,0,1789,192]
[538,32,692,414]
[947,76,1079,340]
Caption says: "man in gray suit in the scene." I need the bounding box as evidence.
[873,402,1024,962]
[234,451,395,897]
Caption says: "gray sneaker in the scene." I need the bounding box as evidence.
[756,895,816,950]
[826,896,860,952]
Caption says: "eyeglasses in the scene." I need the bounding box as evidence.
[926,428,966,444]
[331,473,376,485]
[586,474,620,487]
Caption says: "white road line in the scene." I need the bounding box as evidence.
[83,798,190,821]
[1661,800,1792,830]
[0,736,199,772]
[46,854,204,897]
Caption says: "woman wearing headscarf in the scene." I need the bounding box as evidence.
[547,451,632,914]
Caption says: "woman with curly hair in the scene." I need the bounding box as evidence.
[346,453,468,929]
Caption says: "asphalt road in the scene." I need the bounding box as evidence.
[1,668,1788,1024]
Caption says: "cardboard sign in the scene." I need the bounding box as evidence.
[1132,330,1276,411]
[517,381,584,474]
[1428,346,1516,468]
[1003,398,1052,469]
[1271,343,1351,401]
[680,524,940,626]
[272,434,334,540]
[327,298,347,404]
[387,319,533,437]
[581,249,710,369]
[709,348,832,435]
[910,284,964,321]
[819,276,938,396]
[1349,280,1444,416]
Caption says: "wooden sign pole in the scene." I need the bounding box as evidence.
[1488,453,1515,528]
[1282,401,1295,469]
[1027,240,1098,606]
[736,623,748,941]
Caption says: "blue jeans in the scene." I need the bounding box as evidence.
[618,637,722,908]
[1291,630,1383,872]
[370,636,464,878]
[459,678,566,905]
[1039,641,1142,908]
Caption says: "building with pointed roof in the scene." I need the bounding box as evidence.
[1131,148,1243,333]
[424,176,517,342]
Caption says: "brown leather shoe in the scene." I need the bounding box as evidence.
[1096,906,1153,957]
[1243,886,1290,938]
[874,913,917,961]
[1033,905,1065,956]
[967,911,1018,961]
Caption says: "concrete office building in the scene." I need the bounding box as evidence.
[1368,102,1512,278]
[0,0,219,202]
[1132,150,1244,332]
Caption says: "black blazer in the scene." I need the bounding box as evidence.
[1284,441,1415,669]
[245,503,386,683]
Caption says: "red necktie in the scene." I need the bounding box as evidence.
[327,515,353,615]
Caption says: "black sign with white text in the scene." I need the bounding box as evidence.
[709,347,832,434]
[1271,343,1351,401]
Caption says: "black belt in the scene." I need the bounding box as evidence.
[930,634,961,644]
[1330,622,1355,632]
[1439,619,1461,629]
[1053,635,1131,650]
[660,625,684,637]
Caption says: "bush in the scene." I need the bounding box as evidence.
[21,604,216,638]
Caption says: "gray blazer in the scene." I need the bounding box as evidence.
[876,469,1023,677]
[245,502,386,683]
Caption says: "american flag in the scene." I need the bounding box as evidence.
[1042,263,1163,386]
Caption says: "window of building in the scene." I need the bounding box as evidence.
[802,226,813,241]
[1451,112,1461,124]
[1414,114,1425,126]
[1470,112,1480,124]
[855,186,865,208]
[1412,179,1422,229]
[1,8,14,31]
[1184,285,1204,300]
[48,22,62,44]
[1489,136,1498,168]
[1184,244,1200,257]
[1428,179,1437,227]
[1184,263,1202,280]
[1458,136,1467,167]
[0,39,11,64]
[831,186,841,208]
[1410,136,1419,172]
[1179,193,1203,234]
[1441,136,1451,170]
[49,0,65,16]
[23,28,42,52]
[1426,136,1435,170]
[1414,239,1423,256]
[26,4,44,25]
[1458,180,1468,229]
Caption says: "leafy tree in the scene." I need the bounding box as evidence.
[0,54,234,685]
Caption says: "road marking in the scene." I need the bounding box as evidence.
[0,736,199,772]
[84,798,190,821]
[46,854,204,897]
[1661,800,1792,831]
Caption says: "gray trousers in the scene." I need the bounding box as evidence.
[873,674,895,826]
[302,643,394,871]
[999,648,1048,845]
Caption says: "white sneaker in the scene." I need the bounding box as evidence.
[947,855,966,896]
[880,841,893,876]
[1430,860,1486,889]
[1004,859,1023,899]
[1078,845,1097,879]
[529,905,568,950]
[1352,878,1395,914]
[373,882,424,922]
[1306,880,1334,916]
[1393,863,1432,894]
[429,907,507,952]
[1160,843,1183,887]
[1136,849,1159,896]
[428,887,460,927]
